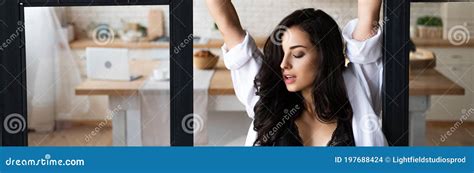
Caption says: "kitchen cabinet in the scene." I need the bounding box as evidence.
[433,48,474,65]
[425,48,474,121]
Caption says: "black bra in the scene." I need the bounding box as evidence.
[272,119,355,146]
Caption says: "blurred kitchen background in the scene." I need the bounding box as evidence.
[27,0,473,146]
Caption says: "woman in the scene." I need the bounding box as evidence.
[206,0,386,146]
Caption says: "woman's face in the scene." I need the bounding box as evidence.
[280,26,319,92]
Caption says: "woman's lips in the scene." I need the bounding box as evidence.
[283,75,296,84]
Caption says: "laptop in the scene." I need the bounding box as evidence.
[86,48,142,81]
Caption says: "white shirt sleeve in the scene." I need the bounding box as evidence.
[221,31,263,120]
[342,19,383,116]
[342,19,387,146]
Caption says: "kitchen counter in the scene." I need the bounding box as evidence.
[409,68,464,95]
[69,38,267,49]
[412,38,474,48]
[70,39,170,49]
[70,37,474,50]
[69,39,239,49]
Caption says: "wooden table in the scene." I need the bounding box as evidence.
[75,59,236,146]
[408,68,464,145]
[76,60,159,96]
[76,60,159,146]
[410,69,464,96]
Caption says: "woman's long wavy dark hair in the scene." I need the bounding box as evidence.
[253,8,353,146]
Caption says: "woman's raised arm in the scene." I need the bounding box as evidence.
[206,0,246,49]
[352,0,382,41]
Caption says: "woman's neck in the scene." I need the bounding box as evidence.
[302,88,315,115]
[297,88,338,146]
[300,88,338,124]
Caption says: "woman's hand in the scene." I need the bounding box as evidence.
[206,0,245,49]
[352,0,382,41]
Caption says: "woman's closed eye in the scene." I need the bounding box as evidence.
[292,52,305,58]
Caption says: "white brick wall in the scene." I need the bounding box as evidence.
[66,5,170,38]
[410,3,443,26]
[65,1,441,39]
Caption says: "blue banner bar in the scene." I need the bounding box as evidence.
[1,147,472,173]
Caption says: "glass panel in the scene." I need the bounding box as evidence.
[409,2,474,146]
[26,5,171,146]
[194,0,385,146]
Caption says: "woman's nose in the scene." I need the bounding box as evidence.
[280,57,291,70]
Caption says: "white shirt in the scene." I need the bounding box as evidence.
[221,19,387,146]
